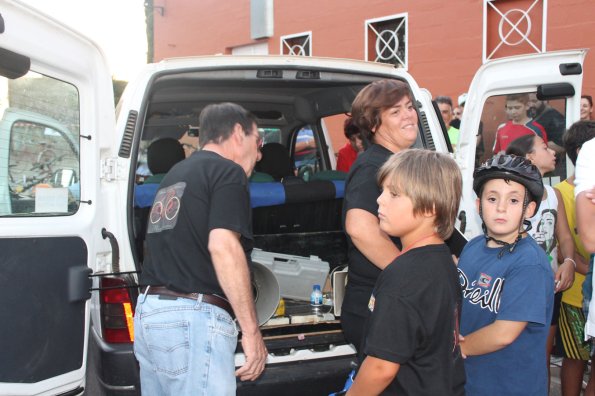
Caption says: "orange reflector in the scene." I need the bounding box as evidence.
[123,302,135,342]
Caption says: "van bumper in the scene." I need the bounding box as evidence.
[89,326,139,396]
[90,325,354,396]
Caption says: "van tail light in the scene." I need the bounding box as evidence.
[100,277,135,343]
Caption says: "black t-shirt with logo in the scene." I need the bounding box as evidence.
[341,144,401,316]
[535,107,565,146]
[362,244,466,395]
[140,150,253,296]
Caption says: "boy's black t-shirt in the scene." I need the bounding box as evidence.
[362,244,466,396]
[140,150,253,296]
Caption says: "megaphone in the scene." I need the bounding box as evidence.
[252,261,280,326]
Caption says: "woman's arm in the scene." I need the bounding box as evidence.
[345,208,400,269]
[554,188,576,292]
[576,187,595,253]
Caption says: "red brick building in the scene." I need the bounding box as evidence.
[146,0,594,149]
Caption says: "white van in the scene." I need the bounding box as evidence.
[0,1,586,395]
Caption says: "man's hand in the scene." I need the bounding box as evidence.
[235,331,268,381]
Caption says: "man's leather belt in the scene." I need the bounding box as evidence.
[143,286,234,319]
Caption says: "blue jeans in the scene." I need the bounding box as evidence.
[133,290,238,395]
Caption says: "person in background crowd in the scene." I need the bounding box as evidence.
[554,121,595,396]
[454,106,463,120]
[577,134,595,345]
[581,95,593,121]
[527,93,567,177]
[341,79,418,354]
[575,135,595,253]
[451,106,462,129]
[294,126,317,168]
[134,102,267,395]
[575,136,595,252]
[493,93,548,153]
[435,95,460,149]
[527,93,566,153]
[576,133,595,396]
[459,154,553,396]
[337,117,364,173]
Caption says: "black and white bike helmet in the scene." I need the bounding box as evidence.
[473,154,544,213]
[473,154,545,256]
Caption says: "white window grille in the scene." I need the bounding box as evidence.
[280,32,312,56]
[365,13,408,69]
[483,0,547,62]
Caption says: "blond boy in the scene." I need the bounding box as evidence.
[347,149,465,396]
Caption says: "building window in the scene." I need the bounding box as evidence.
[365,13,408,69]
[280,32,312,56]
[483,0,546,62]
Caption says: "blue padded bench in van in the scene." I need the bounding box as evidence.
[250,180,344,208]
[134,183,161,208]
[250,178,345,234]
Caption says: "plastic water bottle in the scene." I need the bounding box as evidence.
[310,284,323,315]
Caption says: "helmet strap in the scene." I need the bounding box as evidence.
[519,191,532,234]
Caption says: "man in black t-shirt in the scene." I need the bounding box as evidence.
[134,103,267,395]
[528,93,567,177]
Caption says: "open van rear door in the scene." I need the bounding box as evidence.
[457,50,586,238]
[0,1,115,394]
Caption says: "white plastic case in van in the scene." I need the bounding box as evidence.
[252,248,330,301]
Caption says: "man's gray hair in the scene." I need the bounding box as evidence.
[198,102,256,148]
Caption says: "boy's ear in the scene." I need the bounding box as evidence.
[475,197,481,214]
[422,204,437,218]
[524,201,537,218]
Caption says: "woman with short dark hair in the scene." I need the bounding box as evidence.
[341,79,419,354]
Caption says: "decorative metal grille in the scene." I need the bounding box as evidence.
[366,13,408,69]
[483,0,547,62]
[280,32,312,56]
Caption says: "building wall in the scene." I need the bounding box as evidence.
[150,0,594,150]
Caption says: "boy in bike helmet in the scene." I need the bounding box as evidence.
[458,154,554,396]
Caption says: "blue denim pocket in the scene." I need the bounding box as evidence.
[211,311,239,338]
[144,320,190,376]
